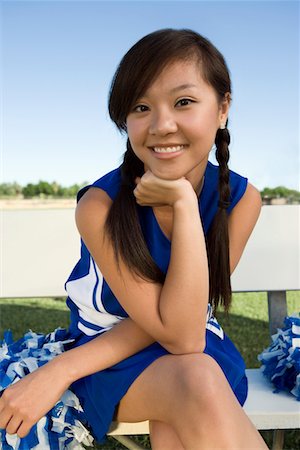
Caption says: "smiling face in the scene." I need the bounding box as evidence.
[126,58,230,192]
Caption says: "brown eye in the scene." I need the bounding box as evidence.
[176,99,194,107]
[133,105,148,113]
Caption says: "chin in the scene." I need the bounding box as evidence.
[151,167,184,181]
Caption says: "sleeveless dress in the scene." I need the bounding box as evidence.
[65,160,249,443]
[0,161,248,449]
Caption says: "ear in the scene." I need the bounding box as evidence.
[218,92,231,125]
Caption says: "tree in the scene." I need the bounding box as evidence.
[261,186,300,203]
[36,181,54,196]
[0,182,22,197]
[23,183,39,198]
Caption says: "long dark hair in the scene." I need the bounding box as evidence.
[106,28,232,313]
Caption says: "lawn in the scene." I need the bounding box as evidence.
[0,291,299,449]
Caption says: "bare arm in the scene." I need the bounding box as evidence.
[56,182,262,385]
[52,180,208,382]
[76,172,208,356]
[0,179,262,439]
[52,317,155,384]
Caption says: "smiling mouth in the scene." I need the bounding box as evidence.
[151,145,187,153]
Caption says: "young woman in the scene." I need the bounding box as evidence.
[0,28,268,449]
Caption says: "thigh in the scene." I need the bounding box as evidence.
[115,352,222,424]
[115,353,180,423]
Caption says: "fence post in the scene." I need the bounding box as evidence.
[267,291,288,336]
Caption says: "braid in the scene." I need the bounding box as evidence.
[206,125,232,314]
[121,140,144,188]
[215,126,231,207]
[104,139,165,284]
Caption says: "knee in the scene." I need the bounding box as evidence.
[172,353,226,403]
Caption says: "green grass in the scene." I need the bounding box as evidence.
[0,292,299,449]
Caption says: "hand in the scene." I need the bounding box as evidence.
[133,170,196,207]
[0,360,70,438]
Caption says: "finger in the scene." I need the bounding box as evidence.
[0,410,13,429]
[133,186,143,199]
[16,421,32,439]
[6,415,23,435]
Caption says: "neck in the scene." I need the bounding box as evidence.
[195,176,205,197]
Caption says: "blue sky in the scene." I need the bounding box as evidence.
[2,0,299,190]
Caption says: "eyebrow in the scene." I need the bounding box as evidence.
[169,83,198,93]
[140,83,198,101]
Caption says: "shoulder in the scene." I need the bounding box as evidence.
[75,166,122,233]
[239,181,261,205]
[205,161,261,218]
[77,166,122,203]
[209,159,262,235]
[205,162,262,273]
[227,182,262,273]
[205,161,248,213]
[229,181,262,218]
[75,188,112,242]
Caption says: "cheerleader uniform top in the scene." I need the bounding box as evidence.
[64,160,249,444]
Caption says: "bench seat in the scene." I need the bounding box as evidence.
[243,369,300,430]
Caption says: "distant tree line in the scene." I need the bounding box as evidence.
[260,186,300,204]
[0,182,299,203]
[0,181,87,199]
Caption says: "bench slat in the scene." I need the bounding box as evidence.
[243,369,300,429]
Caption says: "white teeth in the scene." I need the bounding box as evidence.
[153,145,185,153]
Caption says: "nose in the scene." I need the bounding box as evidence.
[149,108,178,135]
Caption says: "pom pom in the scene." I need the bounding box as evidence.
[0,328,94,449]
[258,312,300,400]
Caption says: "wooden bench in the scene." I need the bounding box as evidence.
[1,204,299,450]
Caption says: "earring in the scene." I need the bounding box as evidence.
[220,123,226,130]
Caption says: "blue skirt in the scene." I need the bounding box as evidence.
[0,324,247,448]
[67,326,248,445]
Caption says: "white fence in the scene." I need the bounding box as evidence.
[1,205,299,298]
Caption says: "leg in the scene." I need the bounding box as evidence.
[116,353,268,449]
[149,420,185,450]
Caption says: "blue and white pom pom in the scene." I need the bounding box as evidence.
[0,328,94,449]
[258,312,300,400]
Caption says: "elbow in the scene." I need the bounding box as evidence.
[162,337,206,355]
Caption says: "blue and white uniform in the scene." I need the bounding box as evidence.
[0,160,249,449]
[65,161,249,444]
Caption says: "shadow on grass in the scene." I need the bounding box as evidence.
[216,311,271,368]
[0,303,71,341]
[1,302,271,368]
